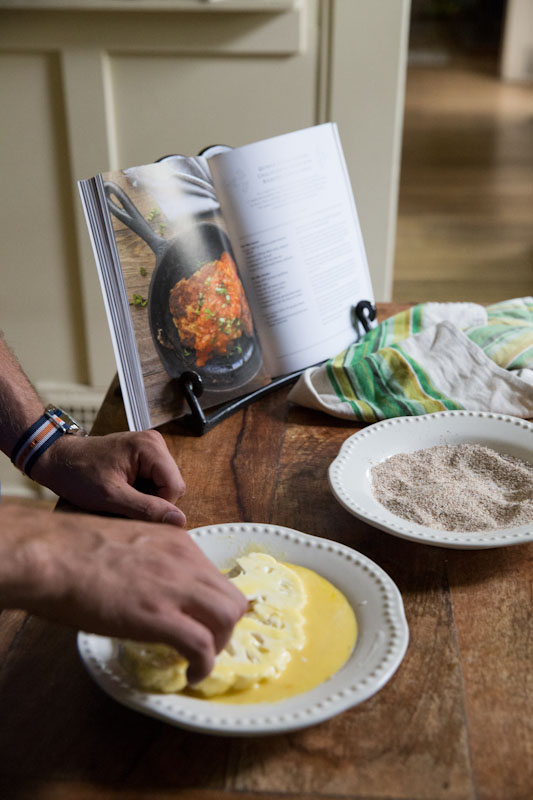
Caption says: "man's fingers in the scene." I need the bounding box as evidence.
[108,483,187,527]
[182,581,248,654]
[136,431,186,504]
[154,613,217,685]
[162,509,187,527]
[152,462,187,504]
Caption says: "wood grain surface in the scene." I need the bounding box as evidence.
[1,303,531,800]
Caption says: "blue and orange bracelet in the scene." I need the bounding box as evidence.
[11,407,70,477]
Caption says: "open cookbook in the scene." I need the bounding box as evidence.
[79,123,375,432]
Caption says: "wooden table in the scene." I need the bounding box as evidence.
[1,303,532,800]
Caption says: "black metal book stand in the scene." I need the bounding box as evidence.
[178,299,376,435]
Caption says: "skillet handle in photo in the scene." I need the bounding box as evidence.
[104,181,165,254]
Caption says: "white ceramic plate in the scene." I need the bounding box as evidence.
[329,410,533,550]
[78,523,408,736]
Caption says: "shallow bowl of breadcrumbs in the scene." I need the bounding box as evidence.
[328,411,533,549]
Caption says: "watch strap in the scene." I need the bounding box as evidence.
[11,407,79,477]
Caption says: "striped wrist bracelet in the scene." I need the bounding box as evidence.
[11,406,86,477]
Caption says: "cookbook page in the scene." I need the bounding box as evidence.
[81,157,269,429]
[207,123,374,376]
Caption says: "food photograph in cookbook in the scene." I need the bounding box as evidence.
[103,174,268,425]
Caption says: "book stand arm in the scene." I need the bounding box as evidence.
[178,300,376,435]
[178,369,303,436]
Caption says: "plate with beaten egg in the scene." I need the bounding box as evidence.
[77,523,409,736]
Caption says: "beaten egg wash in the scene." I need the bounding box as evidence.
[120,553,357,704]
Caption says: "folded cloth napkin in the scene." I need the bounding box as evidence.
[288,297,533,422]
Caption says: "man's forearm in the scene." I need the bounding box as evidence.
[0,334,46,459]
[0,504,55,610]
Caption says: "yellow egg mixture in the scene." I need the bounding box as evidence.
[120,553,357,704]
[216,563,356,704]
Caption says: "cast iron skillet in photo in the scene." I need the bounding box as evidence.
[104,181,263,393]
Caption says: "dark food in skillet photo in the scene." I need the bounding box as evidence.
[103,180,263,394]
[169,251,254,367]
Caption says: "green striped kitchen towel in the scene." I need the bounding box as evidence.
[288,297,533,422]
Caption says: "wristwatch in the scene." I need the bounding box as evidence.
[44,405,87,437]
[11,405,87,478]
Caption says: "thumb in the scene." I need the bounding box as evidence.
[112,483,187,527]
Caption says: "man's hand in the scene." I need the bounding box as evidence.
[31,430,187,528]
[0,335,185,525]
[0,505,247,684]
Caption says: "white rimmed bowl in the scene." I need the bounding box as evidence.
[78,522,408,736]
[329,410,533,550]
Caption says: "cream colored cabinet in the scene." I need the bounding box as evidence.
[0,0,410,495]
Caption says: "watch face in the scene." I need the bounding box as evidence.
[45,405,86,435]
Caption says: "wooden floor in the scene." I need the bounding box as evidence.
[393,61,533,304]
